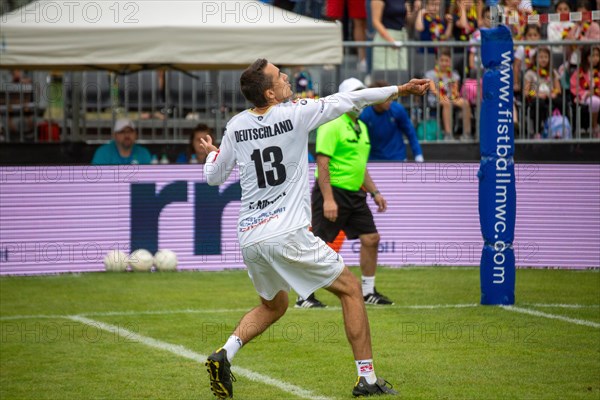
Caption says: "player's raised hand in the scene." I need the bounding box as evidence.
[200,136,218,154]
[398,79,431,97]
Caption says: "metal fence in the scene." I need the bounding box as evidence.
[0,40,596,144]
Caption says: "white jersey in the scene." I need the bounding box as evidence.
[204,87,398,247]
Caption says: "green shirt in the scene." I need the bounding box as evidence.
[315,113,370,191]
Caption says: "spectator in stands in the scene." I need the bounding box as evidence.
[326,0,369,72]
[514,24,542,94]
[425,48,473,140]
[547,1,574,55]
[565,0,600,66]
[176,123,214,164]
[570,46,600,137]
[272,0,294,10]
[531,0,552,15]
[292,0,325,19]
[463,6,491,108]
[0,69,35,139]
[468,6,492,74]
[415,0,453,54]
[292,66,315,98]
[91,119,152,165]
[500,0,529,40]
[360,80,424,161]
[451,0,478,43]
[6,70,32,84]
[523,47,562,138]
[450,0,479,76]
[370,0,419,71]
[297,78,394,308]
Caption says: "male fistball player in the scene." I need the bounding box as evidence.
[201,58,429,398]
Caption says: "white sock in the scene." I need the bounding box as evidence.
[356,359,377,384]
[362,276,375,296]
[222,335,243,362]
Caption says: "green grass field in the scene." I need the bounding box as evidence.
[1,267,599,400]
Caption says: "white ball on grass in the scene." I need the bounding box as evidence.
[128,249,154,272]
[103,250,128,272]
[154,249,178,271]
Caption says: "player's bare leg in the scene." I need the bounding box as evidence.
[206,292,288,398]
[326,267,372,359]
[233,291,289,343]
[326,267,398,396]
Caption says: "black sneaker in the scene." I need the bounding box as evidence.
[352,376,398,397]
[295,293,327,308]
[363,288,394,305]
[206,348,236,399]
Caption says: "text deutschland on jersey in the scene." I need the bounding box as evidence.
[234,119,294,143]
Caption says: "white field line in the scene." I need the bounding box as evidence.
[522,303,600,309]
[3,303,600,321]
[2,303,598,330]
[0,313,66,321]
[501,306,600,329]
[67,315,332,400]
[0,304,480,321]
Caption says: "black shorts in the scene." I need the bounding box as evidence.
[311,183,377,243]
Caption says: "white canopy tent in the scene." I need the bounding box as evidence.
[0,0,343,71]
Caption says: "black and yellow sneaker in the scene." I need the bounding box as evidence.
[352,376,398,397]
[206,348,236,399]
[363,288,394,305]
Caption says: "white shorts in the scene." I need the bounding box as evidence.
[242,227,345,300]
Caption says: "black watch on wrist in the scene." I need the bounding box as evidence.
[370,190,380,199]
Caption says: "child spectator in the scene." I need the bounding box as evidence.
[292,66,315,98]
[547,0,575,54]
[565,0,600,66]
[570,46,600,137]
[468,6,492,75]
[500,0,529,40]
[425,48,473,140]
[176,123,215,164]
[451,0,479,76]
[523,47,562,138]
[451,0,478,42]
[514,24,542,93]
[415,0,453,54]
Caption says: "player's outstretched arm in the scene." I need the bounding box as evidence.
[300,79,430,132]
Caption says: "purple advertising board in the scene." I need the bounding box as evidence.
[0,163,598,275]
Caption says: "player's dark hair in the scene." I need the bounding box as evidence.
[240,58,272,107]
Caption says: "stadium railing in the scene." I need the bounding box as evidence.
[0,40,595,145]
